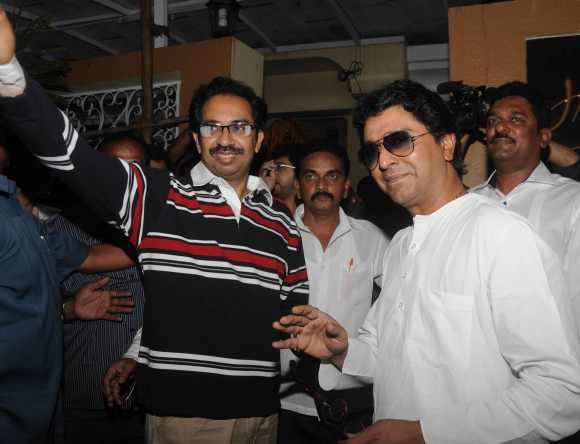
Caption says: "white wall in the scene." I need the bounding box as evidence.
[407,44,449,92]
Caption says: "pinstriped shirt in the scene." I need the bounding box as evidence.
[49,213,145,410]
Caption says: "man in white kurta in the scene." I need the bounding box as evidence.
[470,81,580,323]
[343,191,580,443]
[273,79,580,444]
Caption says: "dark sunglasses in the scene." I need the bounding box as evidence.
[360,130,431,170]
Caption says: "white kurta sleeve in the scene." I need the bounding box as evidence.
[421,220,580,444]
[342,299,382,380]
[565,201,580,324]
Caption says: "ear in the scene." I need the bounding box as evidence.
[539,128,552,149]
[255,130,264,154]
[343,178,351,200]
[440,133,457,163]
[192,132,202,155]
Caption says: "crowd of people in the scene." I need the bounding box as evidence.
[1,6,580,444]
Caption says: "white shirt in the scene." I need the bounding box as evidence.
[281,205,389,416]
[471,162,580,321]
[124,162,272,359]
[343,193,580,444]
[190,161,272,221]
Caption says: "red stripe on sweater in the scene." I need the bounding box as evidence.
[140,236,286,276]
[167,189,233,217]
[129,164,145,247]
[284,268,308,286]
[242,206,300,249]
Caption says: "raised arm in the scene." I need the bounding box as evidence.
[0,9,166,247]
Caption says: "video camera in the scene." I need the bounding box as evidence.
[437,81,497,149]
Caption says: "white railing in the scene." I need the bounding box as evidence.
[58,80,181,150]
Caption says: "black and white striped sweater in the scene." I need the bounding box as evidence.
[1,77,309,419]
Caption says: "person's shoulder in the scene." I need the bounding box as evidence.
[271,198,293,217]
[465,193,536,234]
[348,215,387,239]
[389,224,412,246]
[268,199,299,232]
[548,171,580,193]
[548,174,580,219]
[45,213,91,244]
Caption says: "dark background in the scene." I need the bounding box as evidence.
[527,34,580,148]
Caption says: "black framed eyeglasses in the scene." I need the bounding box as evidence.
[359,130,432,170]
[199,122,256,138]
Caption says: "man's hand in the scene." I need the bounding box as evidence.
[103,358,138,407]
[272,304,349,368]
[339,420,424,444]
[0,8,16,64]
[64,277,134,321]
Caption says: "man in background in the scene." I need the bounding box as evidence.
[258,143,302,214]
[471,81,580,323]
[279,144,388,443]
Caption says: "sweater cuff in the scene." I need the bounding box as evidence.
[0,56,25,97]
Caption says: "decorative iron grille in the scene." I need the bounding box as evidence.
[58,81,181,150]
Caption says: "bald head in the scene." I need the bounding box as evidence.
[99,136,148,164]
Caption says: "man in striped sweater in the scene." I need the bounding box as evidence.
[0,10,308,444]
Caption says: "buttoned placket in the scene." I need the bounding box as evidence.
[487,163,557,209]
[298,210,352,313]
[491,187,511,208]
[396,217,430,314]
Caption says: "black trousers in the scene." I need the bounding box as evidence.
[277,408,373,444]
[63,408,145,444]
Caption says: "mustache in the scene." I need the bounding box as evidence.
[312,191,334,201]
[490,134,515,144]
[209,145,244,155]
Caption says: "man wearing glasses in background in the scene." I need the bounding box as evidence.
[273,79,580,443]
[258,143,303,215]
[0,10,308,443]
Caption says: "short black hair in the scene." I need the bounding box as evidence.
[272,143,307,166]
[188,76,268,133]
[353,79,465,176]
[488,81,551,130]
[97,132,150,164]
[148,142,170,164]
[293,143,351,178]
